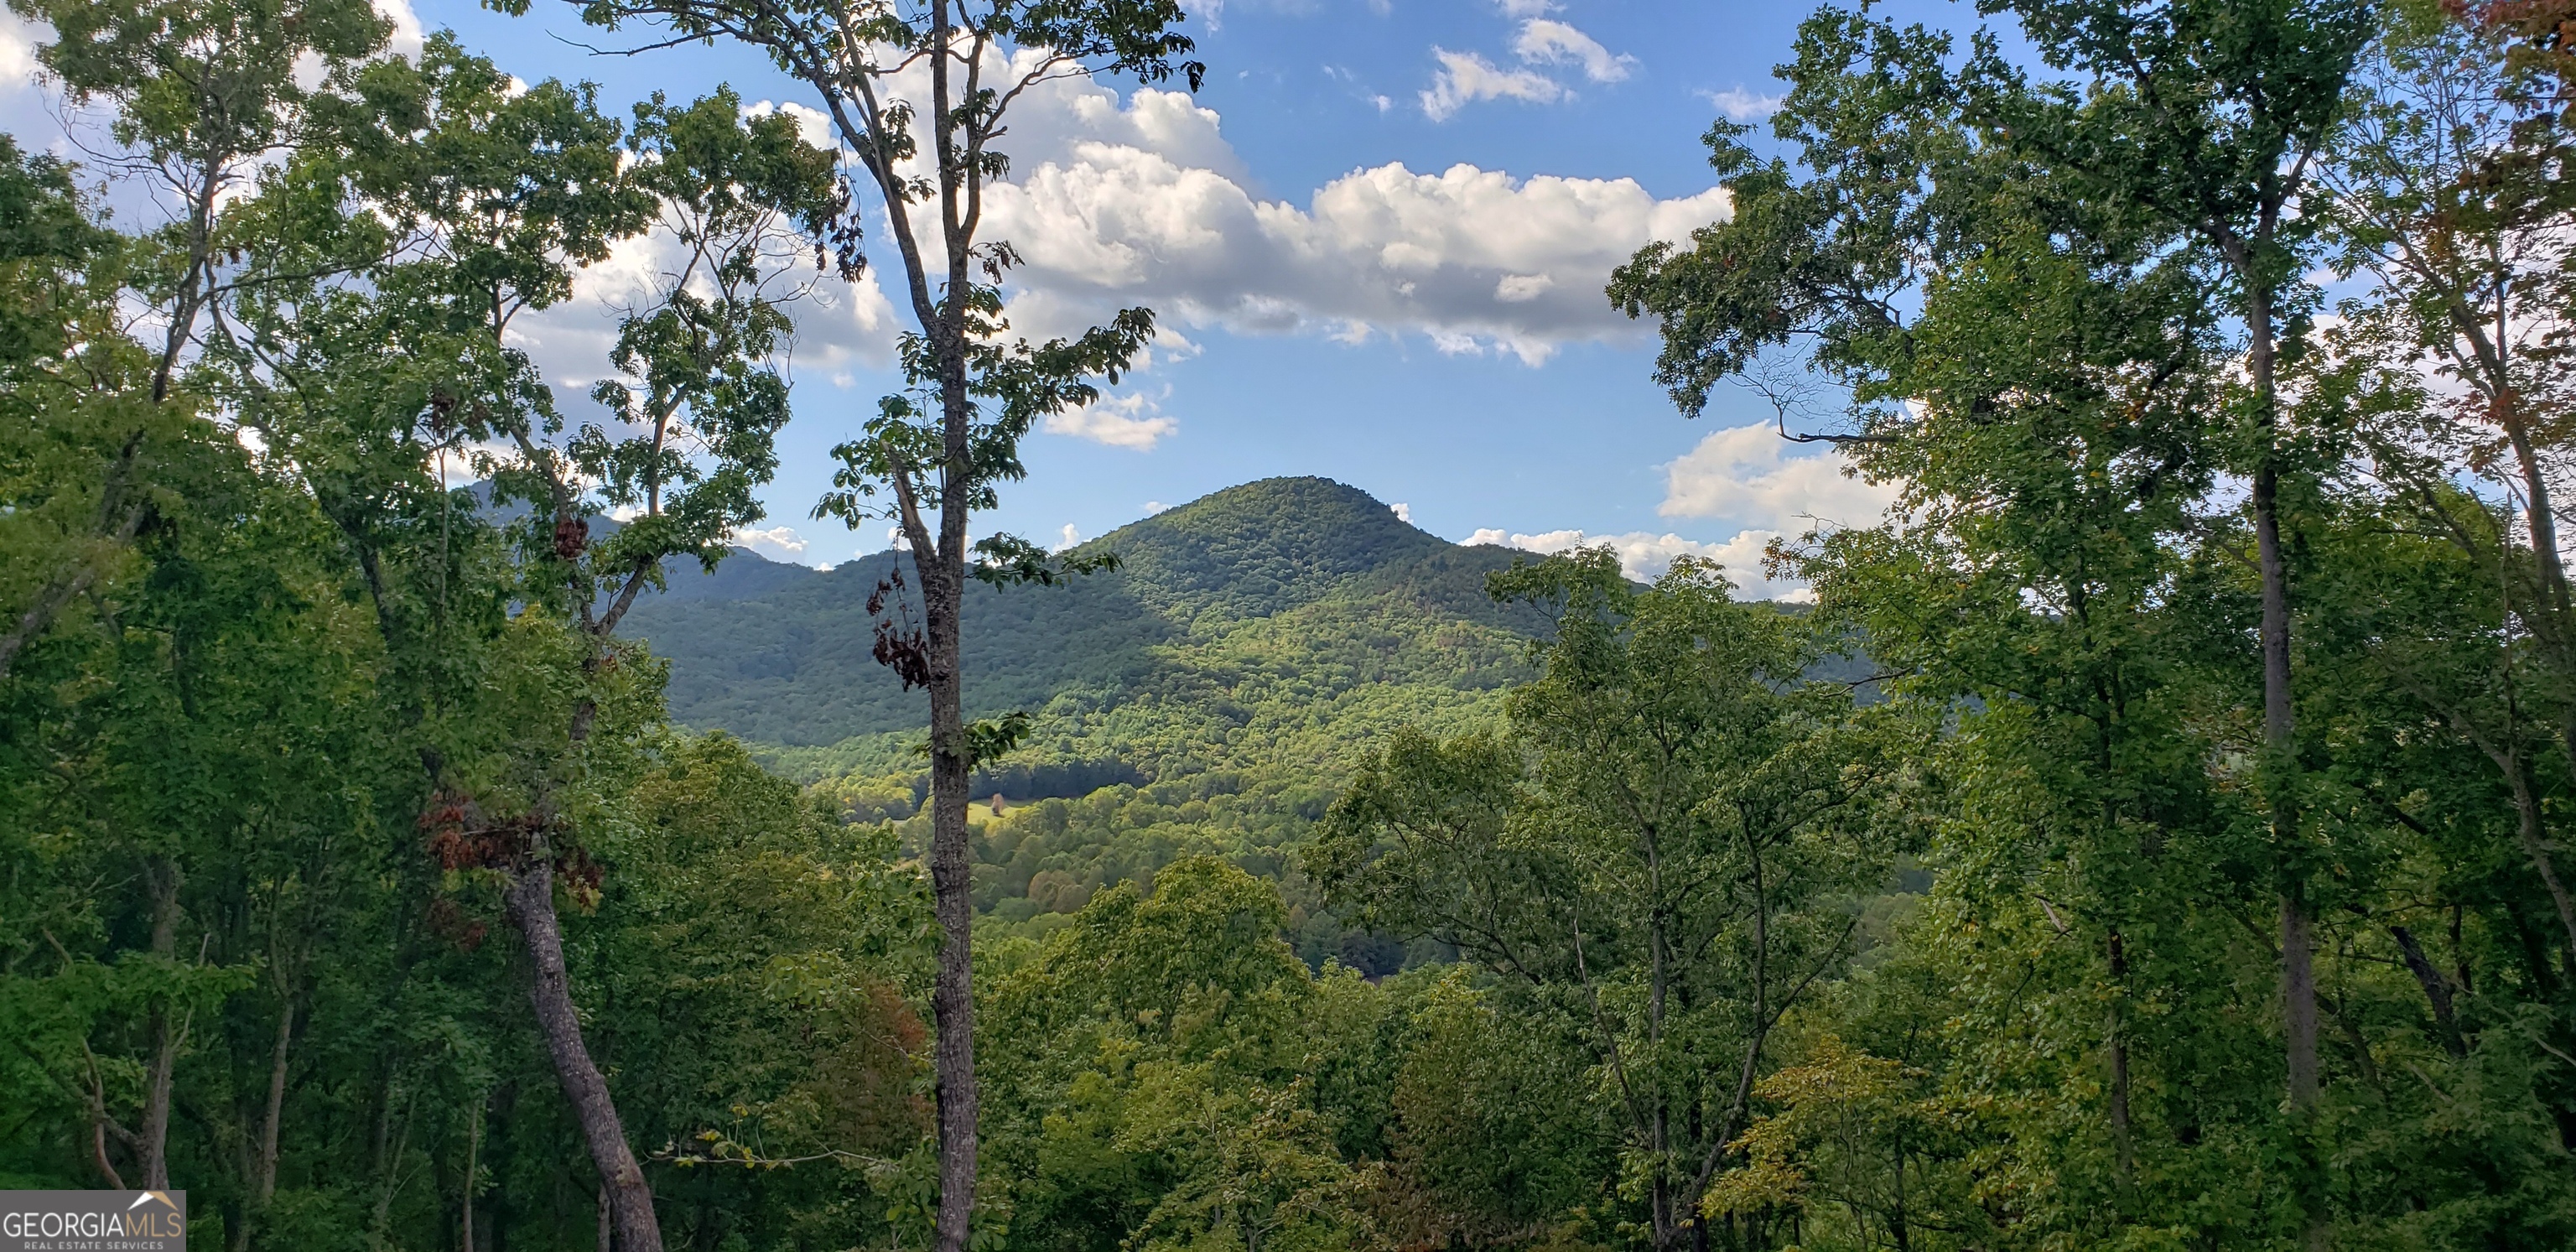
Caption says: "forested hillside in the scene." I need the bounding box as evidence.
[622,476,1546,753]
[620,476,1559,964]
[6,0,2576,1251]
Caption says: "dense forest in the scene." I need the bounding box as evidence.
[6,0,2576,1249]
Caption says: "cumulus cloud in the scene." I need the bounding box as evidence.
[1514,20,1633,83]
[377,0,426,60]
[1701,86,1784,122]
[742,99,835,151]
[1419,9,1632,122]
[1390,502,1412,523]
[1420,49,1565,120]
[1052,522,1083,551]
[1465,526,1805,599]
[731,525,810,560]
[1659,422,1898,533]
[973,115,1729,362]
[1451,424,1896,600]
[2,8,39,82]
[1044,392,1178,449]
[756,44,1722,365]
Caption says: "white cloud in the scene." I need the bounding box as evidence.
[1701,86,1784,122]
[0,11,112,161]
[1418,14,1629,122]
[1145,501,1167,514]
[1659,422,1898,533]
[504,205,899,419]
[1044,392,1178,449]
[732,524,810,560]
[1420,49,1565,121]
[743,99,836,151]
[1452,423,1899,600]
[1467,526,1807,599]
[1514,20,1633,84]
[1390,501,1412,522]
[2,8,39,82]
[377,0,426,60]
[788,44,1726,366]
[1052,522,1082,551]
[979,133,1730,364]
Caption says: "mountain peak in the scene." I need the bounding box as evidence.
[1098,476,1446,620]
[622,475,1538,750]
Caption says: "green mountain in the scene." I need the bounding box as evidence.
[624,475,1546,773]
[620,477,1550,966]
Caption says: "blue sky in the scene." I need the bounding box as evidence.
[3,0,1947,595]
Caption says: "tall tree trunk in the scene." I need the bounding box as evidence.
[370,1073,415,1249]
[925,505,979,1252]
[2279,882,2317,1108]
[502,858,660,1252]
[258,995,293,1203]
[925,12,984,1222]
[461,1094,481,1252]
[2506,759,2576,962]
[2106,930,2134,1192]
[2389,926,2466,1057]
[140,856,185,1189]
[231,993,296,1250]
[2243,275,2317,1119]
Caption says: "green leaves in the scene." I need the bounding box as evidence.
[1607,9,1969,422]
[1321,548,1903,1243]
[969,534,1122,588]
[13,0,389,165]
[567,86,843,612]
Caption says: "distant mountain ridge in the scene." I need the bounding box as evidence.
[620,476,1841,964]
[621,477,1546,761]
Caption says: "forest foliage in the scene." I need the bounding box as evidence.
[3,0,2576,1249]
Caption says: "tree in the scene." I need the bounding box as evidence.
[1613,5,2378,1229]
[0,0,389,680]
[980,855,1376,1252]
[2320,0,2576,958]
[526,0,1204,1244]
[1963,1,2375,1143]
[1,0,402,1192]
[0,136,147,683]
[212,42,843,1245]
[1314,551,1903,1250]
